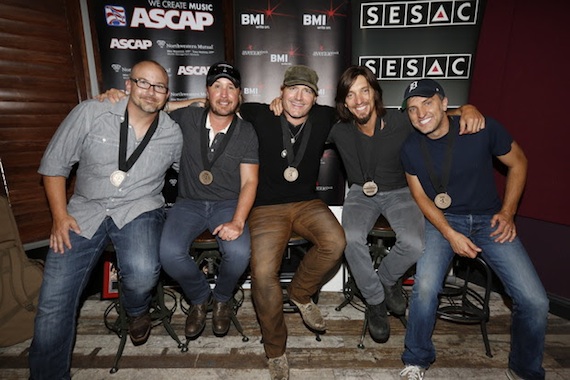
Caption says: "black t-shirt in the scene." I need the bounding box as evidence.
[328,109,412,191]
[240,103,336,206]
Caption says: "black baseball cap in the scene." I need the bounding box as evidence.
[401,78,445,109]
[206,62,241,88]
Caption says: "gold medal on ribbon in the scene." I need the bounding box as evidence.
[199,170,214,185]
[283,167,299,182]
[434,193,452,209]
[110,170,126,187]
[362,181,379,197]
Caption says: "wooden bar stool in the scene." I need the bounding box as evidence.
[182,230,249,343]
[437,255,493,357]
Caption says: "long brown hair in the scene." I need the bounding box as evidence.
[335,66,385,122]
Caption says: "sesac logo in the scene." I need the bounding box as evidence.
[110,38,152,50]
[303,14,330,30]
[240,13,269,29]
[361,0,478,28]
[360,54,471,79]
[130,7,214,30]
[105,5,127,26]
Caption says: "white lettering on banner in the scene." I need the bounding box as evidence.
[241,14,265,25]
[361,0,478,28]
[131,7,214,30]
[243,88,259,95]
[270,54,288,63]
[110,38,152,50]
[177,66,209,75]
[303,14,327,26]
[359,54,471,79]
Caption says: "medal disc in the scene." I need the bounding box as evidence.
[283,167,299,182]
[110,170,126,187]
[199,170,214,185]
[281,149,287,158]
[434,193,452,209]
[362,181,379,197]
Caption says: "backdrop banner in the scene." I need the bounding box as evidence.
[234,0,350,107]
[234,0,350,205]
[352,0,486,108]
[92,0,224,100]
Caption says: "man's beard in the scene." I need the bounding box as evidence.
[355,112,372,125]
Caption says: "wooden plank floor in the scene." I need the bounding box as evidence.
[1,287,569,379]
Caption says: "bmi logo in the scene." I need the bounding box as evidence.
[240,13,269,29]
[360,54,472,80]
[303,14,327,26]
[105,5,127,27]
[361,0,478,28]
[270,54,289,63]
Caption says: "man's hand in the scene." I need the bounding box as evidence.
[269,97,283,116]
[446,230,482,258]
[454,104,486,135]
[490,210,517,243]
[95,88,127,103]
[213,220,244,241]
[50,215,81,254]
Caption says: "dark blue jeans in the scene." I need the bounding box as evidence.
[402,214,549,379]
[159,198,251,304]
[29,209,164,380]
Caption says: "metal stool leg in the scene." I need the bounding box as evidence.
[104,279,187,374]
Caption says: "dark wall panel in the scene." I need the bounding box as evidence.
[0,0,89,244]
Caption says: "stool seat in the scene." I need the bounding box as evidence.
[192,230,218,249]
[368,215,396,238]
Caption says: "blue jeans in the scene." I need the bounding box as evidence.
[402,214,549,380]
[159,198,251,304]
[342,185,424,305]
[29,209,164,380]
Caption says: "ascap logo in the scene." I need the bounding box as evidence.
[131,7,214,31]
[361,0,478,28]
[360,54,471,79]
[177,65,209,76]
[110,38,152,50]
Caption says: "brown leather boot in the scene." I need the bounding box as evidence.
[185,302,207,339]
[212,299,231,336]
[128,313,152,346]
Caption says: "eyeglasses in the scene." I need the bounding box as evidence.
[129,78,169,94]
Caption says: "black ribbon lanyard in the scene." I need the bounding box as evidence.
[419,118,457,195]
[119,109,159,172]
[200,109,237,171]
[353,123,380,183]
[280,115,312,168]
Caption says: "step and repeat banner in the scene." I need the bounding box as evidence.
[353,0,485,108]
[91,0,224,100]
[233,0,350,107]
[233,0,350,205]
[91,1,485,206]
